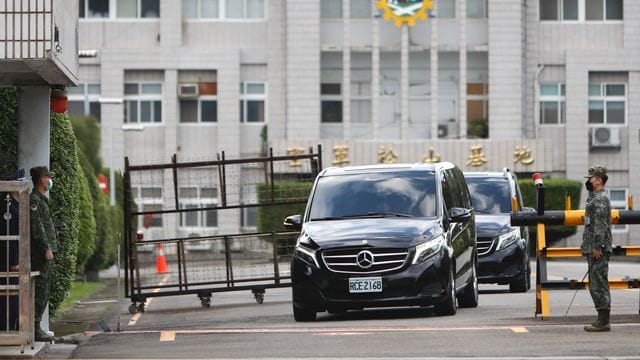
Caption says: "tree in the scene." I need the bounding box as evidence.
[75,150,97,274]
[49,111,82,316]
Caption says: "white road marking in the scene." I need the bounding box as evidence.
[510,327,529,333]
[128,275,170,326]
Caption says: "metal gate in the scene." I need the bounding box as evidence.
[123,146,322,312]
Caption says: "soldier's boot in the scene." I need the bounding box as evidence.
[35,325,54,342]
[584,310,610,332]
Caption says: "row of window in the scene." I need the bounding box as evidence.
[321,0,488,19]
[539,82,625,125]
[133,186,256,229]
[68,80,627,127]
[79,0,265,19]
[539,0,623,21]
[68,82,266,124]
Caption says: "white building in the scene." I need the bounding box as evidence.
[73,0,639,245]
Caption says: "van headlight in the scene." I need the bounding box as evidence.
[412,235,444,264]
[295,233,319,268]
[496,228,520,250]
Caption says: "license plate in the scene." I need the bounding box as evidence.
[348,277,382,293]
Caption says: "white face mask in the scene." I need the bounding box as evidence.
[46,178,53,191]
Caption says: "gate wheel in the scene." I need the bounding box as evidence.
[200,296,211,308]
[137,303,146,313]
[254,292,264,304]
[128,303,138,314]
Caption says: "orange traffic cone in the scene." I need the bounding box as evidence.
[155,243,168,273]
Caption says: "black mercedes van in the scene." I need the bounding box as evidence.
[285,162,477,321]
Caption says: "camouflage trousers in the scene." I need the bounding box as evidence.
[34,263,51,323]
[587,255,611,311]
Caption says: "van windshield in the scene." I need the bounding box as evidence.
[465,177,512,214]
[309,171,437,220]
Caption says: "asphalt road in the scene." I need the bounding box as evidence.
[70,261,640,359]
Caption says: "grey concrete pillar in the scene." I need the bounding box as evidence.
[18,86,51,174]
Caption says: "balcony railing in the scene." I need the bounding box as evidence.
[0,0,53,59]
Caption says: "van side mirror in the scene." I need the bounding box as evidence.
[284,215,302,231]
[450,207,472,223]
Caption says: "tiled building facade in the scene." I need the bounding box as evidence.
[73,0,639,244]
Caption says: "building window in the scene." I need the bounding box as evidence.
[350,0,371,18]
[437,0,456,18]
[587,0,623,20]
[588,83,625,124]
[540,0,622,21]
[179,82,217,123]
[182,0,219,18]
[133,187,163,228]
[539,83,566,125]
[321,0,342,18]
[68,83,101,121]
[240,185,257,229]
[467,0,488,18]
[178,187,218,229]
[609,188,628,232]
[467,83,489,137]
[226,0,265,19]
[124,82,162,124]
[321,84,342,123]
[240,82,266,123]
[79,0,109,18]
[117,0,160,18]
[351,52,372,123]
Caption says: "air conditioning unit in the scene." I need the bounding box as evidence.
[178,83,198,98]
[437,123,458,139]
[591,127,621,149]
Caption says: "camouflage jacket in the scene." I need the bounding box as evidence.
[581,190,613,254]
[30,191,58,263]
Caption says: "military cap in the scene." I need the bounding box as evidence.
[584,166,607,178]
[30,166,54,180]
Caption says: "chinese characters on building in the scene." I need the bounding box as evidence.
[285,144,535,168]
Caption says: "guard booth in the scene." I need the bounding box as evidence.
[0,180,37,351]
[123,147,322,312]
[511,175,640,318]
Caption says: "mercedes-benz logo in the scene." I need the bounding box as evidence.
[356,250,375,269]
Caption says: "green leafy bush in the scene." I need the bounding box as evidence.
[71,117,102,174]
[49,112,81,316]
[256,182,313,233]
[518,178,582,245]
[0,88,18,178]
[75,151,96,274]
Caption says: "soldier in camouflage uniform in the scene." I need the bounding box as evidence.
[29,166,59,342]
[581,166,613,332]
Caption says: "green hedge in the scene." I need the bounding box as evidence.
[519,178,582,244]
[0,88,18,179]
[49,112,81,316]
[71,117,102,174]
[75,150,97,273]
[256,182,314,233]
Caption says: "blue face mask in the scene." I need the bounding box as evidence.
[46,178,53,191]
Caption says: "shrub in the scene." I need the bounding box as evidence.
[0,88,18,178]
[75,151,96,274]
[71,117,102,174]
[256,182,313,233]
[518,178,582,245]
[49,112,81,316]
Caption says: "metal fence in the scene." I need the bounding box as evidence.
[124,146,322,312]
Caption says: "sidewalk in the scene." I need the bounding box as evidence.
[0,265,124,359]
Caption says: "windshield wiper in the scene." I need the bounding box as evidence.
[473,209,494,214]
[309,216,346,221]
[343,212,413,218]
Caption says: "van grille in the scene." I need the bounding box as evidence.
[321,247,409,274]
[477,237,495,256]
